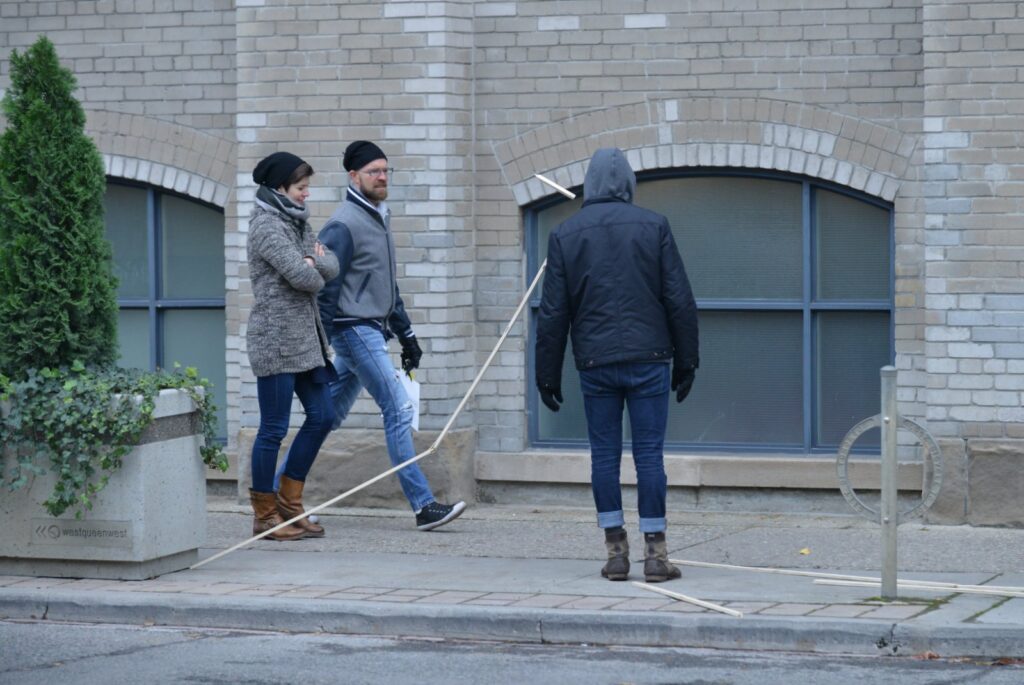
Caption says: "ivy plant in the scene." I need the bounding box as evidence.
[0,362,229,519]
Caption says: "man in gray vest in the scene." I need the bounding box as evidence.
[277,140,466,531]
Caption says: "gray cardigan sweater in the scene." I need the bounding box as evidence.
[246,203,339,377]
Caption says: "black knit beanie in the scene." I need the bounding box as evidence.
[343,140,387,172]
[252,151,306,189]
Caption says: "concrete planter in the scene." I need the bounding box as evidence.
[0,389,207,580]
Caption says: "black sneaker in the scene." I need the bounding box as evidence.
[415,501,466,531]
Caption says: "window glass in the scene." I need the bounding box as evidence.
[104,184,149,299]
[536,195,583,266]
[636,177,803,300]
[659,311,803,446]
[529,173,892,453]
[161,194,225,299]
[815,311,890,447]
[815,189,890,301]
[536,341,587,442]
[116,309,149,370]
[105,182,227,440]
[163,309,228,439]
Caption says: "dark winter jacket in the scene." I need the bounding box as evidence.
[535,148,699,388]
[246,193,339,377]
[316,186,414,339]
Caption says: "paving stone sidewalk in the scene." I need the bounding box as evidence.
[1,503,1022,657]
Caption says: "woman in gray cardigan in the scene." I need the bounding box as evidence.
[247,152,339,540]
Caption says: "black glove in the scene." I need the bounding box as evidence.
[671,365,696,404]
[538,383,563,412]
[400,335,422,374]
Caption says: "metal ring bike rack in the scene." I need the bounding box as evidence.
[835,414,944,524]
[833,366,944,599]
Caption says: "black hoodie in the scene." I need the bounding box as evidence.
[535,148,699,388]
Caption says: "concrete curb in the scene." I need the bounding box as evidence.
[3,588,1021,658]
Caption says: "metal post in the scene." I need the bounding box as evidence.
[879,366,899,599]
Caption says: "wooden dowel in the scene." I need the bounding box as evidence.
[632,582,743,617]
[671,559,1024,593]
[814,579,1024,598]
[534,173,576,199]
[191,261,549,570]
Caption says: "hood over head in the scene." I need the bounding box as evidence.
[583,147,636,204]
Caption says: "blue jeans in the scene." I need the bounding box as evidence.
[251,370,335,493]
[579,361,670,533]
[277,324,434,511]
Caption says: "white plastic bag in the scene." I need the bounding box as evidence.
[398,370,421,432]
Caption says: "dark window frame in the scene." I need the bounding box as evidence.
[524,168,895,455]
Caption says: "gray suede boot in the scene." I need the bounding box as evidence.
[601,527,630,581]
[643,531,681,583]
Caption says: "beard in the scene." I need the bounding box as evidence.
[359,178,388,203]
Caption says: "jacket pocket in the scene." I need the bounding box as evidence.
[354,273,372,303]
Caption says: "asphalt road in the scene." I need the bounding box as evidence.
[3,619,1022,685]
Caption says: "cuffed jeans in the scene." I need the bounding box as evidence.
[252,370,335,493]
[580,361,670,533]
[277,324,434,511]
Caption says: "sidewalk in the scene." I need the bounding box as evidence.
[1,501,1022,658]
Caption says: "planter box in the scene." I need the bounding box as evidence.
[0,389,207,580]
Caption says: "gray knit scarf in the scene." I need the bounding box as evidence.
[255,185,310,226]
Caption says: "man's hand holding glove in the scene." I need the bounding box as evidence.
[400,335,422,375]
[671,364,696,403]
[538,383,563,412]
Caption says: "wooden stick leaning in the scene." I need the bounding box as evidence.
[814,579,1024,598]
[533,173,576,199]
[192,174,576,571]
[632,582,743,618]
[671,559,1024,593]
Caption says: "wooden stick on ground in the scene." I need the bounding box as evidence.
[814,579,1024,598]
[671,560,1024,593]
[632,582,743,617]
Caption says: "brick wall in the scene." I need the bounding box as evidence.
[921,0,1024,438]
[3,0,1024,460]
[472,0,927,450]
[0,0,235,135]
[231,0,478,442]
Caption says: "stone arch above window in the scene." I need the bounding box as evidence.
[495,98,917,206]
[85,110,234,208]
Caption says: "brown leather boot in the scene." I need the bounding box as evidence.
[249,489,306,541]
[643,531,681,583]
[276,475,324,538]
[600,527,630,581]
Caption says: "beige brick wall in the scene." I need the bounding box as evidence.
[473,0,927,450]
[3,0,1024,457]
[231,0,478,445]
[921,0,1024,438]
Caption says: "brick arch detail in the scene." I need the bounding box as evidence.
[495,97,917,206]
[85,110,234,207]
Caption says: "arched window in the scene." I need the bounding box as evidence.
[527,171,893,453]
[104,180,226,438]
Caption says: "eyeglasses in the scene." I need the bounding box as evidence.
[359,167,394,178]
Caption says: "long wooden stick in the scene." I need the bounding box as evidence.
[671,559,1024,593]
[814,579,1024,598]
[534,173,577,199]
[192,260,549,570]
[633,582,743,617]
[194,171,575,571]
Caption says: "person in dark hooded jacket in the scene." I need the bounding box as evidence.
[535,147,699,583]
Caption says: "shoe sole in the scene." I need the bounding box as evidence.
[601,571,629,581]
[417,501,467,531]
